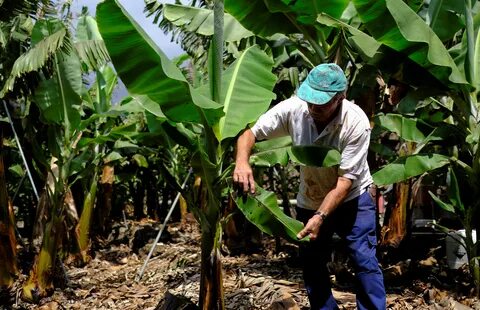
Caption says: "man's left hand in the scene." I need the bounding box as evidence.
[297,215,322,240]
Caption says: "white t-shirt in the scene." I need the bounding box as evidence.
[251,96,373,210]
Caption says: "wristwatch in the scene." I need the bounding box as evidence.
[314,210,328,221]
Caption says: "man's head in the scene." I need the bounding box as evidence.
[297,63,347,123]
[297,63,347,105]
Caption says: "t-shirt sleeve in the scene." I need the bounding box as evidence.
[251,102,290,140]
[338,125,371,180]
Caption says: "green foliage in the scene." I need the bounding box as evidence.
[372,154,451,186]
[234,186,305,243]
[97,0,223,125]
[163,4,253,42]
[353,0,468,87]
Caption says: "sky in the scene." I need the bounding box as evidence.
[71,0,185,59]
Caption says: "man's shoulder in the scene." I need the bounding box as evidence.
[342,100,370,128]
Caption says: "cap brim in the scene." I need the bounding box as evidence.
[297,82,337,105]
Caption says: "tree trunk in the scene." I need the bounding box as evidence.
[196,176,224,310]
[94,165,114,236]
[23,193,65,302]
[380,181,410,247]
[75,172,98,264]
[199,224,224,310]
[380,143,414,248]
[0,130,18,287]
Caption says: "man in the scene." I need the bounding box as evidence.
[233,63,386,310]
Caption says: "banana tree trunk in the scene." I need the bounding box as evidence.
[23,193,65,302]
[380,180,409,247]
[199,218,224,310]
[75,171,98,263]
[95,164,114,236]
[0,130,18,287]
[380,142,414,248]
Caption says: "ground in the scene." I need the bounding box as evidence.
[3,219,480,310]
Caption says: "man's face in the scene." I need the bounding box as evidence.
[307,94,343,123]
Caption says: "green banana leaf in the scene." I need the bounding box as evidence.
[163,4,253,42]
[75,15,110,71]
[34,42,83,135]
[288,0,350,25]
[1,21,66,97]
[225,0,349,38]
[317,13,381,59]
[418,0,464,42]
[428,191,455,213]
[372,153,450,185]
[415,124,465,153]
[216,45,277,141]
[96,0,223,125]
[289,145,341,167]
[250,137,292,167]
[352,0,468,88]
[446,167,465,214]
[234,186,306,243]
[250,138,341,168]
[224,0,297,37]
[428,167,465,215]
[374,114,434,143]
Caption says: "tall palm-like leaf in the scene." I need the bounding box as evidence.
[145,0,212,70]
[0,26,67,98]
[98,1,222,125]
[163,4,253,42]
[353,0,468,88]
[215,46,276,140]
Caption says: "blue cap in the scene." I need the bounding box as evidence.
[297,63,347,105]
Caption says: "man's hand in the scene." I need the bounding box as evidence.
[234,129,256,194]
[233,161,256,194]
[297,214,323,240]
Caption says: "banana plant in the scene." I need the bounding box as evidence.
[96,0,321,308]
[0,128,18,288]
[344,0,480,294]
[1,13,135,301]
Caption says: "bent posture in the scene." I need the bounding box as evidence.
[234,63,386,310]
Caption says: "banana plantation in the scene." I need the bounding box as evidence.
[1,0,480,309]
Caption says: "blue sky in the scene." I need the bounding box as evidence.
[71,0,184,59]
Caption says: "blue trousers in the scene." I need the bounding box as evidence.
[296,191,386,310]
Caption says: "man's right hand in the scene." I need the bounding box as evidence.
[233,161,256,194]
[234,129,257,195]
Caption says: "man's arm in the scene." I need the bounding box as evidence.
[233,129,256,194]
[297,176,352,240]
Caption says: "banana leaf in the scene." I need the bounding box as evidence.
[96,0,223,125]
[163,4,253,42]
[250,137,292,167]
[224,0,297,37]
[352,0,468,88]
[289,145,341,167]
[317,13,381,59]
[216,45,277,141]
[250,138,341,168]
[374,114,434,143]
[234,186,306,243]
[372,153,450,185]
